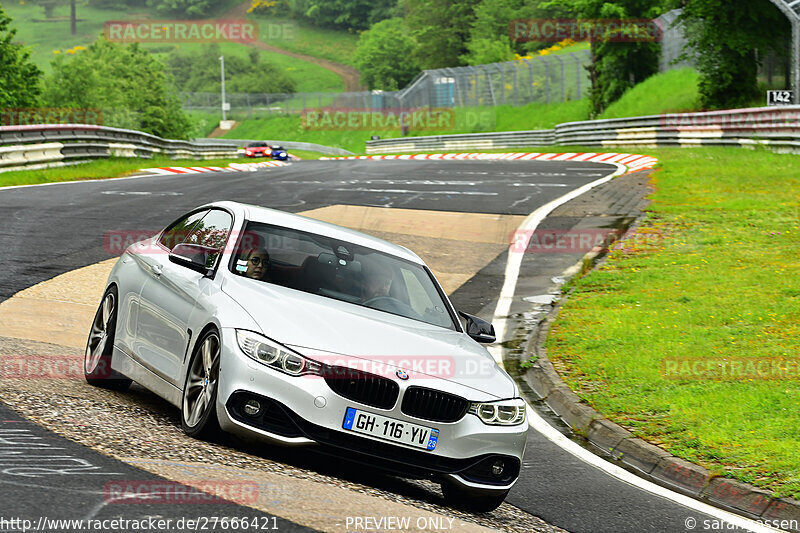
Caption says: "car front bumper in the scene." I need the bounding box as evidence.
[216,328,528,490]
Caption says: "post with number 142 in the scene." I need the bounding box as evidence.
[767,90,795,105]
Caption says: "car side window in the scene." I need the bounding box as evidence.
[184,210,234,268]
[158,210,208,251]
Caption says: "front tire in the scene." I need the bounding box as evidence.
[441,480,509,513]
[181,329,222,439]
[84,286,132,391]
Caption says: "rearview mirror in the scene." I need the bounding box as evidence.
[169,243,217,276]
[458,311,496,344]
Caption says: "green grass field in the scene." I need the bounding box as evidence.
[3,2,344,93]
[252,16,359,67]
[221,100,592,153]
[546,147,800,498]
[0,149,336,188]
[151,42,344,94]
[0,156,238,187]
[599,68,701,119]
[216,68,706,152]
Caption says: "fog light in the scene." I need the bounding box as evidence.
[491,460,505,477]
[243,399,261,417]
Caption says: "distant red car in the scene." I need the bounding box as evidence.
[244,142,271,158]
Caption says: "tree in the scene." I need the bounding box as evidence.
[275,0,397,30]
[147,0,236,18]
[544,0,667,116]
[677,0,790,109]
[43,36,191,139]
[401,0,482,69]
[0,5,43,108]
[28,0,78,35]
[462,0,517,65]
[353,18,420,90]
[165,44,297,94]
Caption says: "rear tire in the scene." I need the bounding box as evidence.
[441,480,509,513]
[181,329,222,439]
[84,286,132,391]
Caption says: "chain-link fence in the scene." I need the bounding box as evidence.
[180,49,591,117]
[657,8,791,90]
[656,9,692,72]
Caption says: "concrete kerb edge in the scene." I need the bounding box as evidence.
[516,182,800,529]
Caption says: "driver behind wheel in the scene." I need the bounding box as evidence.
[243,248,271,281]
[361,258,393,301]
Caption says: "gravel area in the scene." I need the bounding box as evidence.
[0,336,565,533]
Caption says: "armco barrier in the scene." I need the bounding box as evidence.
[0,124,353,173]
[365,105,800,154]
[0,124,236,173]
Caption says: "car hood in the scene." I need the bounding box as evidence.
[222,275,516,399]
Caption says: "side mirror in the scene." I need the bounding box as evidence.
[458,311,496,344]
[169,243,216,276]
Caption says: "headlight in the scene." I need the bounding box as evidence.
[468,398,527,426]
[236,330,322,376]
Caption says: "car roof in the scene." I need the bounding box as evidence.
[210,201,424,264]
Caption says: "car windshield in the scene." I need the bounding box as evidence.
[231,222,456,330]
[272,146,284,150]
[248,142,269,147]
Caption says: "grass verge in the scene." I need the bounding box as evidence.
[5,3,344,93]
[252,16,359,67]
[222,100,591,153]
[546,146,800,498]
[0,157,242,187]
[599,68,701,119]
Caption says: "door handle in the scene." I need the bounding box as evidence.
[151,264,163,276]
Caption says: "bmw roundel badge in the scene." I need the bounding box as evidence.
[396,369,409,380]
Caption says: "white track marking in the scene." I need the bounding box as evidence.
[0,170,176,192]
[524,403,781,532]
[486,162,780,532]
[488,163,626,365]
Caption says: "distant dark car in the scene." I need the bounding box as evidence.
[271,146,289,161]
[244,142,271,158]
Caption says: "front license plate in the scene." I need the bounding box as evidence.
[342,407,439,451]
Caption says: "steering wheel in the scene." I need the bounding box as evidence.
[363,296,423,320]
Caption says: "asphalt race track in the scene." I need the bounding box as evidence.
[0,160,744,532]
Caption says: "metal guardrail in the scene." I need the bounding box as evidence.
[0,124,237,172]
[363,131,555,153]
[0,125,353,172]
[366,106,800,154]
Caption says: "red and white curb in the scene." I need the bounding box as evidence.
[319,152,659,174]
[140,161,291,176]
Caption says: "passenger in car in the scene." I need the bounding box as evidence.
[243,248,271,281]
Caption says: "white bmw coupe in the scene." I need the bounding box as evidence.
[85,201,528,511]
